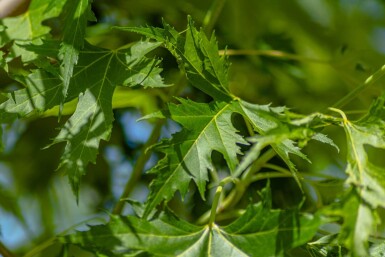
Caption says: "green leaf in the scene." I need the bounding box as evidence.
[118,18,338,216]
[334,95,385,208]
[143,97,329,217]
[115,16,233,101]
[58,0,93,99]
[50,41,167,199]
[370,241,385,257]
[306,234,346,257]
[0,40,167,198]
[234,126,313,179]
[0,0,66,61]
[144,99,247,217]
[0,70,64,123]
[0,0,64,44]
[62,199,321,257]
[335,190,376,257]
[329,95,385,256]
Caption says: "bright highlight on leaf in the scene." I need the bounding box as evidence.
[116,16,233,101]
[120,18,339,216]
[58,0,93,103]
[2,3,385,256]
[0,40,167,199]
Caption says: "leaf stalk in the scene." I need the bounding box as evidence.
[209,185,223,227]
[0,241,16,257]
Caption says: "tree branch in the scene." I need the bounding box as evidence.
[0,241,16,257]
[112,120,163,215]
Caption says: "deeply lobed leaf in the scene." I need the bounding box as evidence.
[62,189,321,257]
[330,94,385,256]
[0,0,66,61]
[51,41,167,199]
[0,41,167,199]
[143,96,335,217]
[116,16,232,101]
[144,99,247,217]
[339,95,385,209]
[118,18,341,216]
[58,0,94,100]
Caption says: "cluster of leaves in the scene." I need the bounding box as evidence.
[2,0,385,256]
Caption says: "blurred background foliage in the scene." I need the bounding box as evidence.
[1,0,385,256]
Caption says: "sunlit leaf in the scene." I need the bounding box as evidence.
[51,41,167,199]
[0,40,167,199]
[144,99,247,217]
[116,16,232,101]
[0,0,66,61]
[58,0,94,99]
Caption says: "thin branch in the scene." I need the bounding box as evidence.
[331,64,385,109]
[250,172,293,183]
[203,0,227,35]
[196,149,277,225]
[0,241,16,257]
[112,121,163,215]
[219,49,329,64]
[23,237,57,257]
[262,163,292,175]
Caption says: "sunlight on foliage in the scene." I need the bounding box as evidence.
[1,0,385,256]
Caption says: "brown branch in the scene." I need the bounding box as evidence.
[0,241,16,257]
[218,49,329,64]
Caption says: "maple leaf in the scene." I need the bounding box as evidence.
[142,96,332,217]
[337,191,375,257]
[328,95,385,256]
[0,41,167,199]
[62,187,321,257]
[225,102,338,183]
[58,0,94,100]
[0,70,63,122]
[144,99,247,217]
[52,41,167,199]
[332,95,385,209]
[0,0,66,61]
[116,16,233,101]
[117,18,334,215]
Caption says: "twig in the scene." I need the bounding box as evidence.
[218,49,329,64]
[112,121,163,215]
[0,241,16,257]
[331,64,385,109]
[196,148,277,225]
[203,0,227,35]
